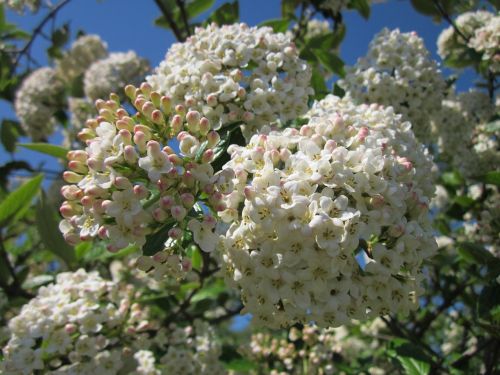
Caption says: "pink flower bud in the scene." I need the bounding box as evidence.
[171,205,187,221]
[168,227,182,239]
[202,149,214,163]
[125,85,137,100]
[153,208,167,222]
[180,193,195,208]
[160,196,175,209]
[207,130,220,147]
[161,96,172,114]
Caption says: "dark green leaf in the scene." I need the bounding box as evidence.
[1,119,22,153]
[477,284,500,321]
[480,171,500,186]
[0,174,43,226]
[207,1,239,25]
[259,18,290,33]
[484,120,500,133]
[142,222,175,256]
[410,0,440,17]
[35,192,76,268]
[18,143,68,159]
[349,0,370,19]
[191,279,226,303]
[457,242,496,265]
[51,23,70,47]
[281,0,299,18]
[187,0,215,19]
[224,359,258,371]
[333,83,345,98]
[311,67,328,101]
[453,195,474,208]
[397,356,430,375]
[441,171,464,187]
[312,49,345,76]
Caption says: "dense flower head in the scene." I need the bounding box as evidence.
[432,90,498,178]
[59,83,234,279]
[14,67,66,141]
[220,95,436,328]
[437,10,500,71]
[0,269,152,374]
[84,52,150,101]
[146,23,313,139]
[56,34,109,83]
[339,28,446,142]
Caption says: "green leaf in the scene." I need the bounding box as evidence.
[312,49,345,77]
[259,18,290,33]
[224,359,258,371]
[142,222,175,256]
[187,0,215,19]
[453,195,474,208]
[51,22,70,47]
[18,143,68,159]
[441,171,464,187]
[207,1,239,25]
[409,0,440,17]
[0,174,43,227]
[22,274,54,289]
[484,120,500,133]
[480,171,500,186]
[333,83,345,98]
[187,244,202,271]
[397,356,430,375]
[281,0,299,18]
[349,0,370,19]
[1,119,23,153]
[35,192,76,268]
[457,242,496,265]
[311,67,328,101]
[191,279,226,303]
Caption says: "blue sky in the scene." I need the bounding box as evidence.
[0,0,476,171]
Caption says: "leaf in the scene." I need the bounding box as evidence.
[312,49,345,77]
[349,0,370,19]
[18,143,68,159]
[441,171,464,187]
[0,174,43,227]
[477,283,500,321]
[484,120,500,133]
[142,222,175,256]
[22,274,54,289]
[397,356,430,375]
[410,0,440,17]
[224,359,258,371]
[207,1,239,25]
[187,0,215,19]
[481,171,500,186]
[191,279,226,303]
[1,119,23,153]
[457,242,496,265]
[453,195,474,208]
[281,0,299,18]
[311,67,328,101]
[51,22,70,47]
[259,18,290,33]
[187,244,202,271]
[333,83,345,98]
[35,192,76,268]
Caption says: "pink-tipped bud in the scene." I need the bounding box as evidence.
[180,193,195,208]
[124,145,138,164]
[168,227,182,239]
[125,85,137,100]
[168,154,183,165]
[151,109,164,124]
[324,139,337,152]
[199,117,210,135]
[150,91,161,107]
[118,129,132,144]
[160,196,175,209]
[140,82,152,97]
[116,108,128,119]
[59,202,75,218]
[175,104,186,116]
[206,94,218,107]
[171,205,187,221]
[207,130,220,148]
[61,185,83,200]
[133,131,147,152]
[186,111,200,128]
[203,183,215,195]
[300,125,312,137]
[63,171,83,183]
[77,128,96,142]
[133,185,149,199]
[244,186,256,200]
[170,115,183,134]
[228,111,238,121]
[280,148,291,161]
[114,176,132,189]
[153,207,167,222]
[65,324,77,334]
[270,149,280,165]
[182,259,192,272]
[202,149,214,163]
[161,96,172,114]
[68,160,88,174]
[182,171,195,187]
[116,117,134,131]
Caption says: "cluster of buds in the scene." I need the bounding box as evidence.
[59,82,234,278]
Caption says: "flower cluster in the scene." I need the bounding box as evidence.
[84,51,150,102]
[147,23,313,139]
[245,319,387,374]
[59,83,234,278]
[220,95,436,328]
[431,90,497,178]
[302,19,331,40]
[56,34,109,83]
[68,97,97,132]
[1,0,40,13]
[437,10,498,72]
[14,67,66,141]
[0,269,152,374]
[339,28,446,142]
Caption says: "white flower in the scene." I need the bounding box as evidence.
[188,217,219,253]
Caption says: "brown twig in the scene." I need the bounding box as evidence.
[153,0,185,42]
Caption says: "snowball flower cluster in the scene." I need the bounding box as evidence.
[0,269,152,375]
[147,23,313,139]
[59,83,234,278]
[221,95,436,328]
[431,90,497,178]
[339,28,446,142]
[437,10,498,71]
[56,34,109,83]
[84,51,150,101]
[14,67,65,141]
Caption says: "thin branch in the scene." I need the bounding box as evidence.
[153,0,185,42]
[12,0,72,73]
[432,0,470,43]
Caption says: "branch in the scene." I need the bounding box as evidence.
[175,0,191,38]
[153,0,185,42]
[432,0,470,43]
[12,0,72,73]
